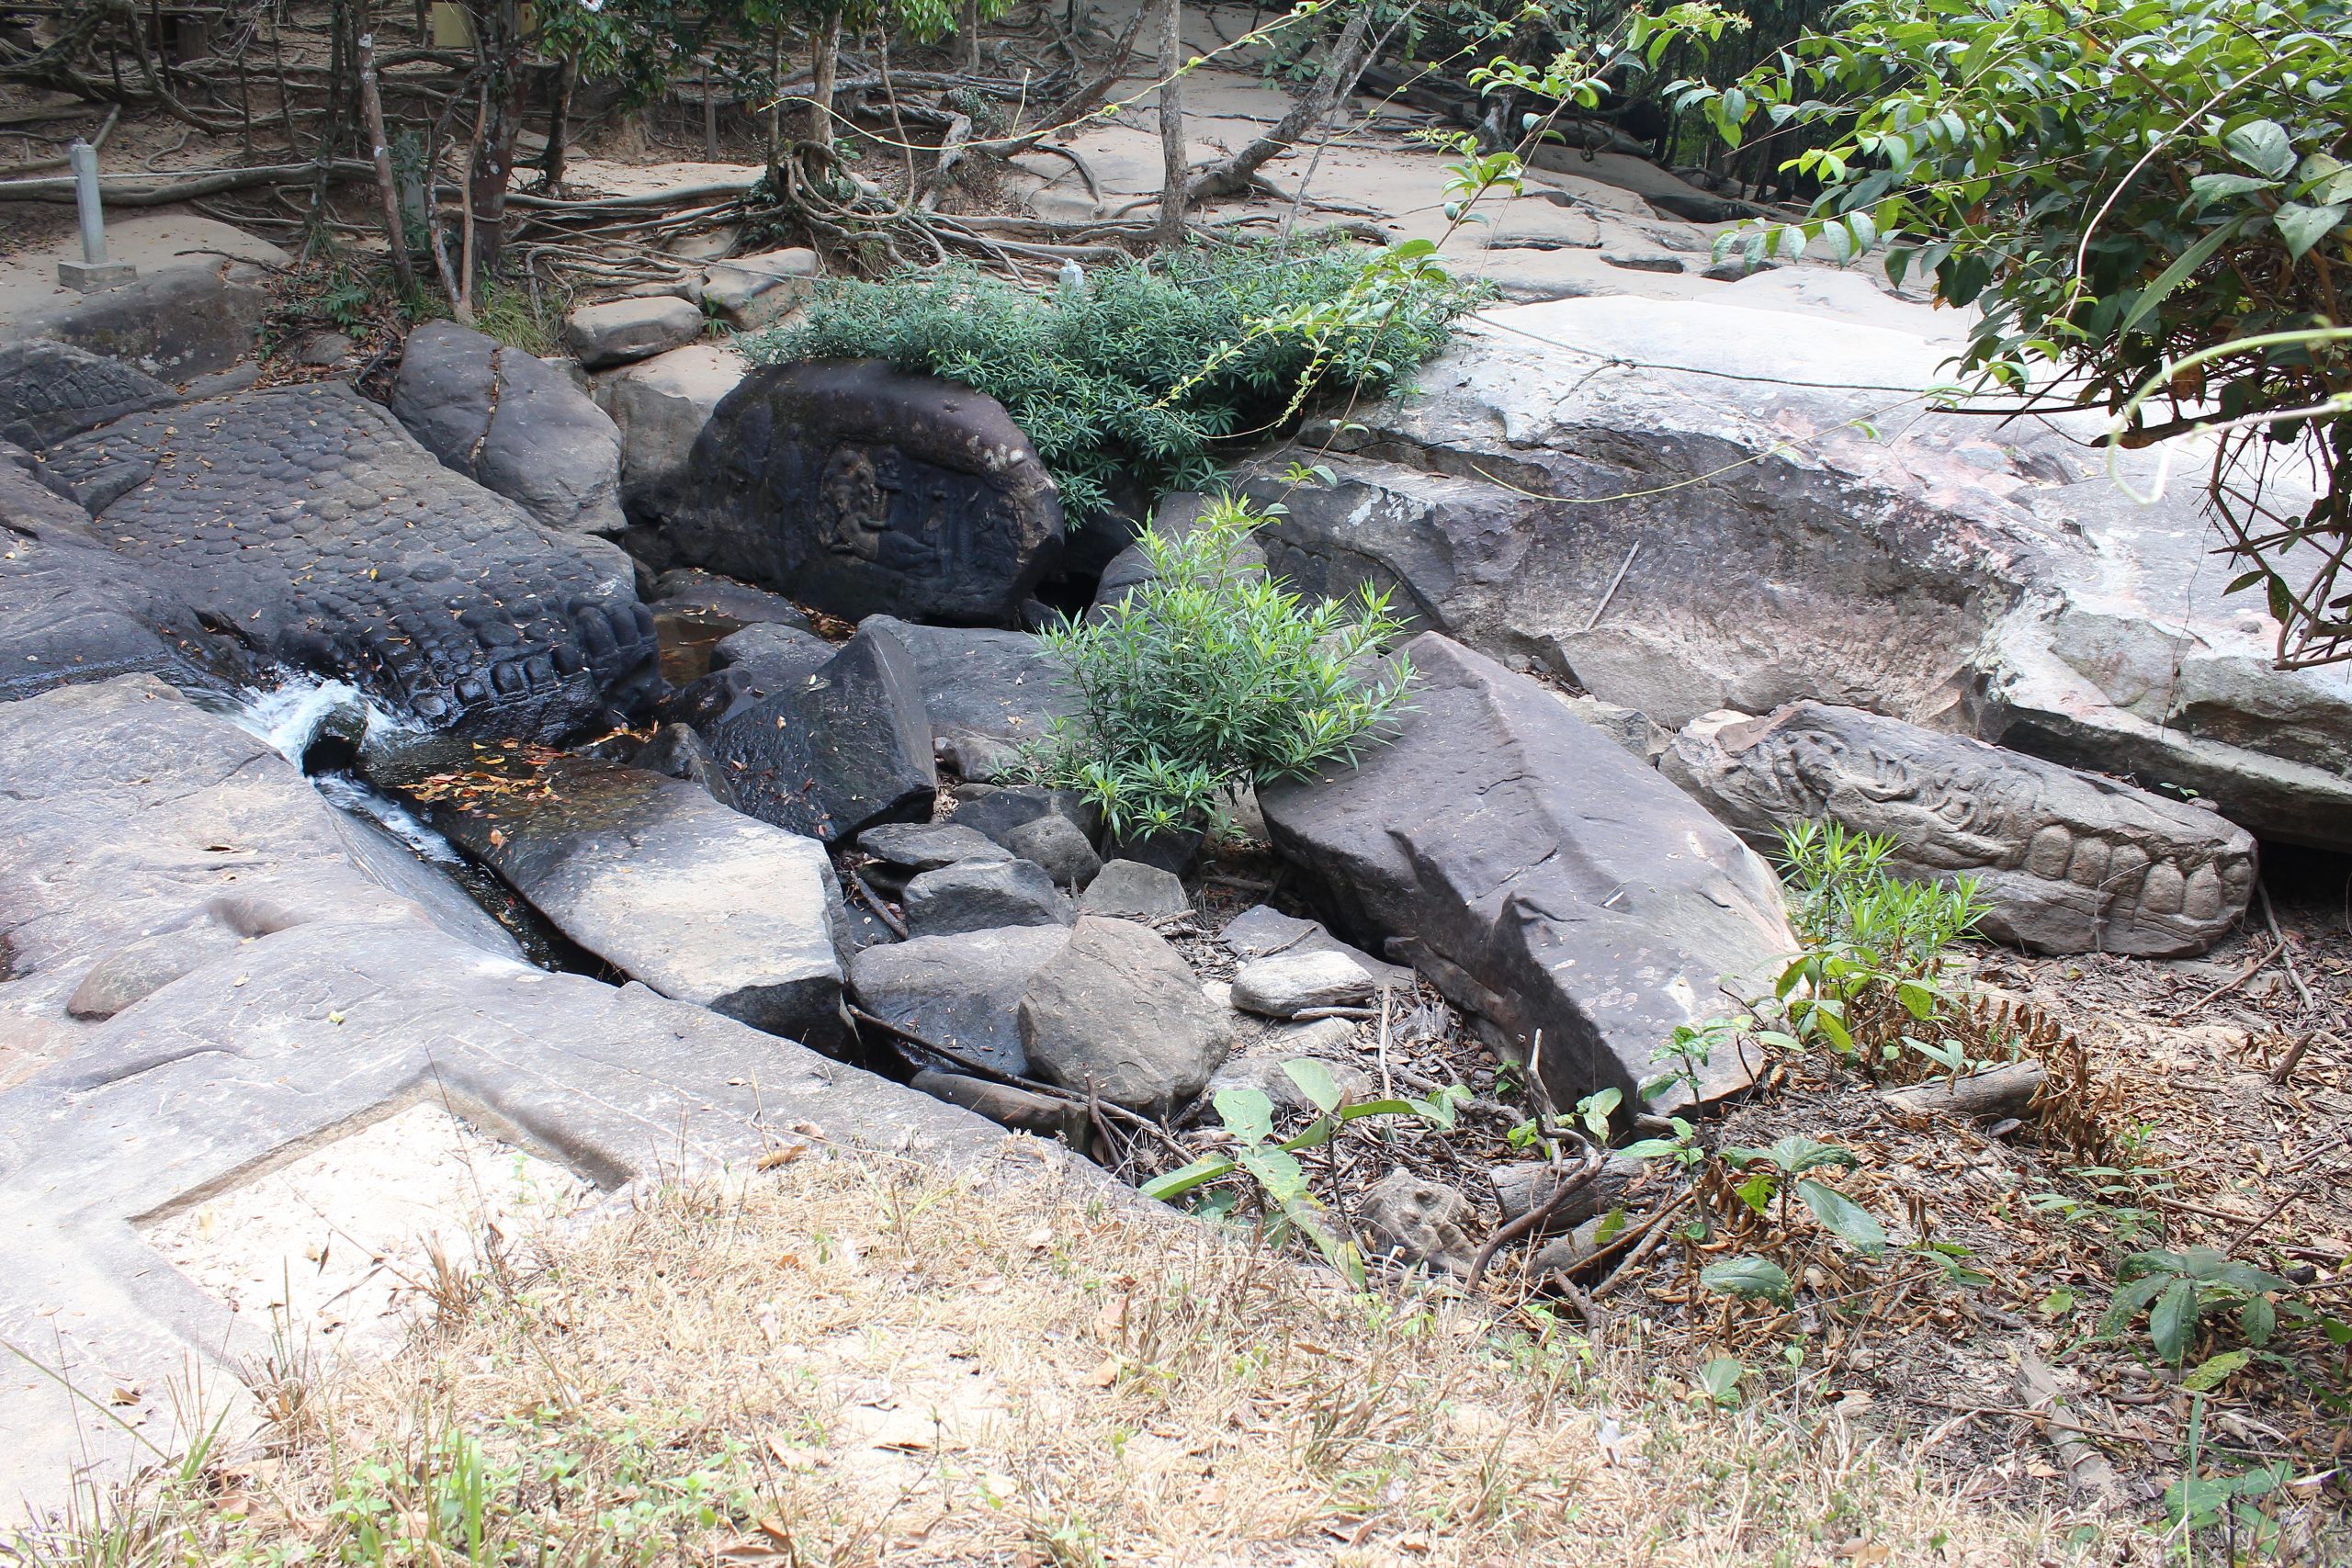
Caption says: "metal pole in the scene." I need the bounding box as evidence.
[60,140,136,291]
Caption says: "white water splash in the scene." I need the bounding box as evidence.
[215,671,461,864]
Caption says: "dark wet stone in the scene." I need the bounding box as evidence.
[664,359,1064,626]
[40,382,659,740]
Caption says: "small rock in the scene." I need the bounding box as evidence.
[652,567,812,631]
[851,923,1070,1074]
[1230,950,1376,1018]
[951,784,1102,850]
[1529,1216,1608,1278]
[855,822,1011,897]
[1702,256,1777,282]
[1019,917,1234,1113]
[910,1070,1089,1145]
[1600,250,1686,274]
[1555,693,1670,764]
[1078,859,1190,922]
[633,722,737,808]
[711,622,834,693]
[1102,822,1205,876]
[1006,813,1102,890]
[698,247,820,331]
[1217,903,1413,991]
[902,857,1069,939]
[564,296,706,369]
[1204,1051,1374,1115]
[291,329,353,367]
[1359,1171,1478,1278]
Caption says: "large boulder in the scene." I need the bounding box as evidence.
[0,339,175,449]
[0,677,514,1086]
[429,756,847,1045]
[390,321,627,536]
[1259,634,1792,1112]
[1017,916,1235,1113]
[41,382,660,740]
[698,246,820,330]
[0,450,246,705]
[849,923,1071,1075]
[594,343,748,517]
[663,360,1064,626]
[1664,703,2257,958]
[1243,296,2352,851]
[902,856,1070,938]
[707,620,937,840]
[6,263,267,379]
[860,615,1077,778]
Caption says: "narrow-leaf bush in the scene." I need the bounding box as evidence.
[741,240,1490,518]
[1024,494,1415,838]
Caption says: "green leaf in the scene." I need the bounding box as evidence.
[1139,1155,1235,1201]
[1699,1255,1792,1303]
[1796,1179,1886,1257]
[1693,1355,1746,1405]
[2150,1278,2200,1365]
[2241,1293,2278,1348]
[1734,1171,1777,1215]
[1620,1137,1683,1160]
[1895,979,1938,1020]
[2274,202,2347,261]
[2188,172,2277,208]
[1280,1058,1345,1116]
[1594,1206,1629,1247]
[2118,218,2242,337]
[1213,1088,1275,1146]
[2301,152,2352,206]
[2181,1348,2249,1392]
[2224,118,2297,179]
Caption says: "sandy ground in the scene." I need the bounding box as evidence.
[141,1100,593,1361]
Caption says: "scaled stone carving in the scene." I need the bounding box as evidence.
[1663,702,2257,957]
[41,381,660,740]
[663,359,1063,626]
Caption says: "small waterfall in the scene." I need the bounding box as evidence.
[208,671,461,865]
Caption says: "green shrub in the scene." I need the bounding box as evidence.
[1023,494,1415,838]
[740,240,1490,519]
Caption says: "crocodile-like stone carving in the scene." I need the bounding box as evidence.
[1663,702,2257,957]
[41,381,659,740]
[0,340,176,451]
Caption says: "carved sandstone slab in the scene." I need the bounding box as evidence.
[662,359,1063,626]
[1663,702,2256,958]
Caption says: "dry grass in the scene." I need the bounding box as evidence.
[14,1149,2099,1568]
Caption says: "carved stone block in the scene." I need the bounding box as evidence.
[1663,702,2256,957]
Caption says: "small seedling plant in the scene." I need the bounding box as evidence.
[1141,1061,1463,1289]
[1024,496,1415,839]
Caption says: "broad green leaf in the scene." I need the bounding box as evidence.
[2150,1278,2200,1364]
[1213,1088,1275,1146]
[1594,1206,1629,1247]
[1694,1356,1745,1404]
[1895,979,1938,1020]
[1280,1058,1345,1116]
[1699,1255,1793,1303]
[2301,152,2352,206]
[2187,172,2277,208]
[2274,202,2347,261]
[1734,1171,1777,1215]
[2224,118,2296,178]
[2242,1293,2278,1348]
[1797,1179,1886,1257]
[1337,1098,1416,1122]
[2181,1348,2249,1392]
[1620,1137,1683,1160]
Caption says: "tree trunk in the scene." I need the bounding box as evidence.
[463,0,526,278]
[1184,0,1374,207]
[764,21,783,175]
[808,12,842,148]
[1154,0,1185,248]
[957,0,980,72]
[540,52,576,191]
[356,29,415,294]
